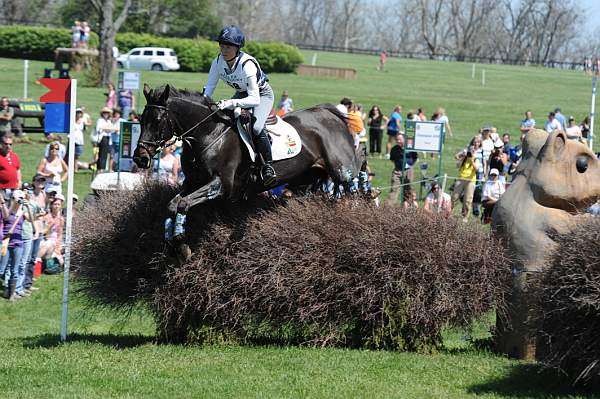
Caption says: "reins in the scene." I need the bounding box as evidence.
[142,100,230,155]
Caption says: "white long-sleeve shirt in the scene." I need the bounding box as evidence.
[204,52,268,109]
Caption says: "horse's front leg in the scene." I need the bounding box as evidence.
[165,176,223,264]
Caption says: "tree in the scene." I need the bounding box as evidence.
[89,0,132,86]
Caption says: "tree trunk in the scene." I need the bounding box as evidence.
[89,0,132,87]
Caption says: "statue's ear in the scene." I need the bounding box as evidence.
[539,130,567,161]
[143,83,152,100]
[159,84,170,104]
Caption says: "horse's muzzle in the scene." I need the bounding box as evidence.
[133,147,152,169]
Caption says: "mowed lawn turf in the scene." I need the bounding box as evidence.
[0,55,597,398]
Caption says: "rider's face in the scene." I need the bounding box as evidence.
[219,44,238,61]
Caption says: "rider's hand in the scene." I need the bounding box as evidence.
[216,99,235,110]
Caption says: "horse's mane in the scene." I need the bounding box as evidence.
[149,85,212,105]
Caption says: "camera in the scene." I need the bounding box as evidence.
[17,199,23,205]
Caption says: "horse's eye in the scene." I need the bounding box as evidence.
[576,156,589,173]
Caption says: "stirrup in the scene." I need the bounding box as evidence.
[261,164,277,187]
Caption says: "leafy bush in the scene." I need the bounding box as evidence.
[73,184,509,352]
[0,25,98,61]
[0,26,303,73]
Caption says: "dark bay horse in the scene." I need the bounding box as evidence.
[133,84,361,256]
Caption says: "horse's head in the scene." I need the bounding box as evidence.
[133,83,176,169]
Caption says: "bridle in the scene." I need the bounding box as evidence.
[138,100,223,155]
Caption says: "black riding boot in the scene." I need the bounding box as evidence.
[255,129,277,186]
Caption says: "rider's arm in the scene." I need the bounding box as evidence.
[231,73,260,109]
[204,57,220,97]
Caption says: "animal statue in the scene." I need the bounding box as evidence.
[133,84,363,260]
[492,129,600,360]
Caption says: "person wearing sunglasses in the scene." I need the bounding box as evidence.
[36,141,68,195]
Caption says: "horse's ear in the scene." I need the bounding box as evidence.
[159,84,171,104]
[143,83,152,100]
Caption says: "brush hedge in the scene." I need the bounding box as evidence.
[73,184,509,351]
[537,218,600,386]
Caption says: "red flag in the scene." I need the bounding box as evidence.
[39,78,71,103]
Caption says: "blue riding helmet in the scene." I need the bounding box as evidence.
[217,25,245,48]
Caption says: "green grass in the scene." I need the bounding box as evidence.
[0,55,598,397]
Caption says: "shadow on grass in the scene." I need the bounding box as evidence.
[21,333,156,349]
[468,364,600,398]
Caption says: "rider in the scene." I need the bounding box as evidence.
[205,25,277,186]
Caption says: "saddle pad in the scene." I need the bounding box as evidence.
[237,116,302,162]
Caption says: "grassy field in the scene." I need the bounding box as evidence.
[0,54,598,398]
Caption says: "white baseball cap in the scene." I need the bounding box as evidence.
[490,168,500,176]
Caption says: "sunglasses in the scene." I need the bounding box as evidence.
[50,146,59,150]
[1,142,12,146]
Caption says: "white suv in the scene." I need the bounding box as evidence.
[116,47,180,71]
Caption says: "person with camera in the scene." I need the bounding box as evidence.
[451,146,481,223]
[0,190,32,301]
[21,174,47,294]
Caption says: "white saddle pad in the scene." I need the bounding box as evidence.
[237,116,302,162]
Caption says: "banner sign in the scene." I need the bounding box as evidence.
[405,121,444,153]
[118,71,141,90]
[39,78,71,133]
[120,121,141,159]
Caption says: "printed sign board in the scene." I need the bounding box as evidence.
[118,71,141,90]
[120,121,141,159]
[406,121,444,153]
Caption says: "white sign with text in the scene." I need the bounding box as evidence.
[413,122,443,153]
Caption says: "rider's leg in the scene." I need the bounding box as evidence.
[251,85,276,186]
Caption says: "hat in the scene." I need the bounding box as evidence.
[32,173,47,182]
[568,115,575,121]
[490,168,500,176]
[72,194,79,202]
[54,194,65,202]
[12,190,25,200]
[494,139,504,148]
[100,107,113,115]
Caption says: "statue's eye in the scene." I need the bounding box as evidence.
[576,157,589,173]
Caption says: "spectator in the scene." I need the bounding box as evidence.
[490,127,499,142]
[481,168,506,224]
[424,181,452,217]
[118,89,136,120]
[80,21,91,48]
[105,83,117,109]
[544,111,561,133]
[385,105,403,159]
[502,133,513,157]
[336,98,351,116]
[15,186,37,298]
[580,116,591,139]
[404,191,419,209]
[37,141,68,195]
[155,144,180,186]
[71,21,81,48]
[367,105,388,157]
[487,140,509,179]
[347,102,365,150]
[480,128,494,169]
[111,108,125,171]
[38,194,65,274]
[435,108,452,138]
[416,108,427,121]
[554,107,566,130]
[378,50,386,71]
[67,109,85,171]
[276,90,293,116]
[0,190,27,301]
[520,110,535,134]
[451,147,481,223]
[565,116,582,140]
[22,174,46,294]
[0,97,14,137]
[94,107,117,172]
[456,136,485,216]
[128,111,140,122]
[386,135,418,206]
[0,133,21,199]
